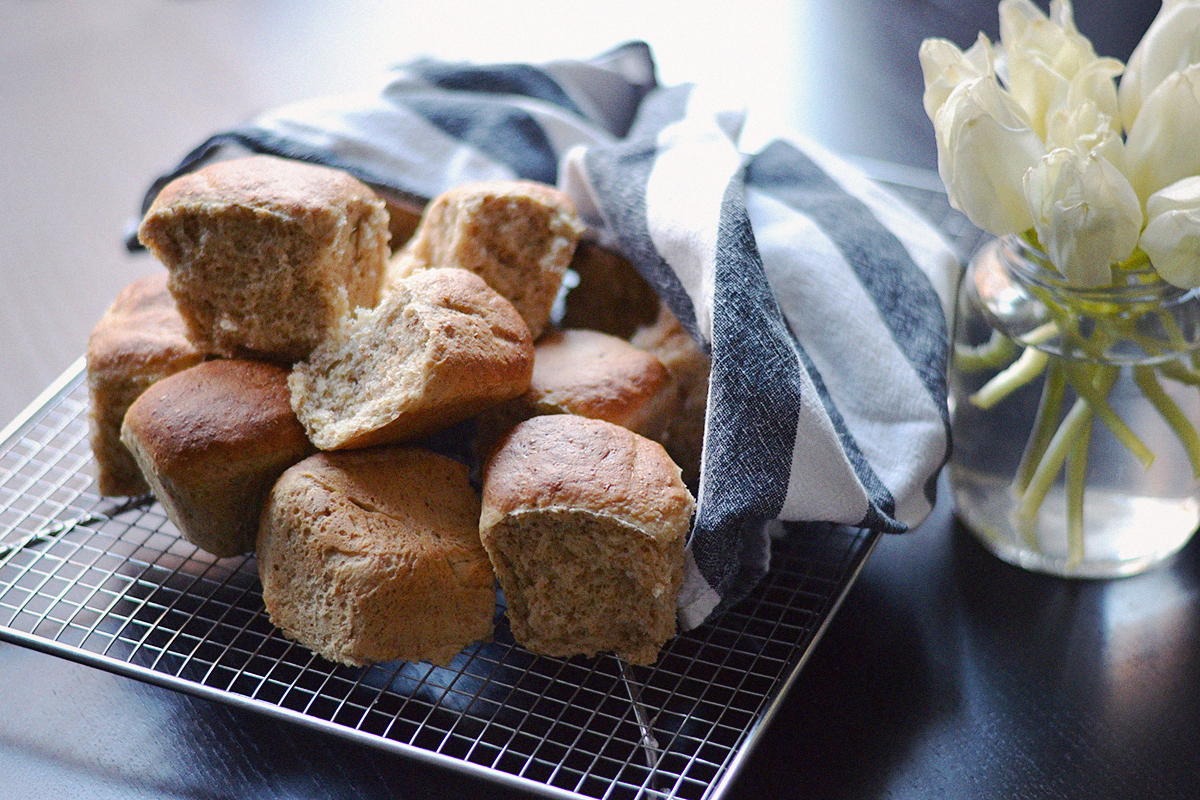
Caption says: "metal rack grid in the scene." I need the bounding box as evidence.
[0,179,971,800]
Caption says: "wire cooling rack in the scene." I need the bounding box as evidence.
[0,177,974,800]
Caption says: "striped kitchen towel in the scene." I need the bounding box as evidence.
[130,41,961,629]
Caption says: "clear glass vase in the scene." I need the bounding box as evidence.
[949,234,1200,577]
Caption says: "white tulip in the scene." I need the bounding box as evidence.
[1045,100,1126,173]
[1118,0,1200,132]
[997,0,1122,139]
[1125,63,1200,204]
[934,76,1044,235]
[919,34,994,122]
[1063,57,1124,123]
[1023,148,1142,287]
[1141,175,1200,288]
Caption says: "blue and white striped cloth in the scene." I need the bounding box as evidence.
[132,42,961,629]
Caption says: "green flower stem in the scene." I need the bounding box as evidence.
[1025,282,1180,364]
[1158,358,1200,387]
[1159,308,1190,352]
[1065,412,1093,568]
[955,234,1200,565]
[1021,322,1061,347]
[1013,359,1068,496]
[969,347,1049,410]
[1026,285,1107,360]
[1064,362,1156,469]
[1134,365,1200,479]
[1016,394,1095,532]
[954,330,1019,372]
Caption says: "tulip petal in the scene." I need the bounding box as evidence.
[919,35,993,121]
[998,0,1120,138]
[1024,148,1142,286]
[1118,1,1200,131]
[935,77,1043,235]
[1045,101,1125,172]
[1142,176,1200,288]
[1125,63,1200,203]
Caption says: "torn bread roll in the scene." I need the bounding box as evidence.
[137,154,391,362]
[479,415,693,665]
[387,180,584,339]
[289,267,534,450]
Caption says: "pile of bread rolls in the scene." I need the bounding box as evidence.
[86,155,710,667]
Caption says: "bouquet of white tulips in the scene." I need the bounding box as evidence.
[922,0,1200,287]
[921,0,1200,563]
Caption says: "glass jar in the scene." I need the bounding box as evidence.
[949,234,1200,577]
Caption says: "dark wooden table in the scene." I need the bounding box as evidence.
[2,2,1191,798]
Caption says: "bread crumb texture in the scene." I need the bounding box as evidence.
[386,180,584,339]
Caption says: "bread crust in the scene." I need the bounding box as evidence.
[120,359,314,557]
[86,272,204,495]
[527,328,673,436]
[257,447,496,666]
[474,327,675,462]
[631,304,711,487]
[560,241,661,339]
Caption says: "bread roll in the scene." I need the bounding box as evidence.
[137,155,391,362]
[382,196,424,253]
[475,328,675,460]
[525,328,673,436]
[479,415,694,665]
[86,272,204,496]
[120,359,314,557]
[631,304,711,487]
[387,180,584,339]
[257,446,496,666]
[289,267,534,450]
[560,241,660,339]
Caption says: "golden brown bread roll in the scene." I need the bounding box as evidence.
[387,180,584,339]
[137,155,391,363]
[475,327,675,460]
[382,196,424,253]
[120,359,315,557]
[257,446,496,666]
[522,328,674,437]
[289,267,534,450]
[86,272,204,496]
[479,415,694,665]
[560,241,661,339]
[631,304,711,488]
